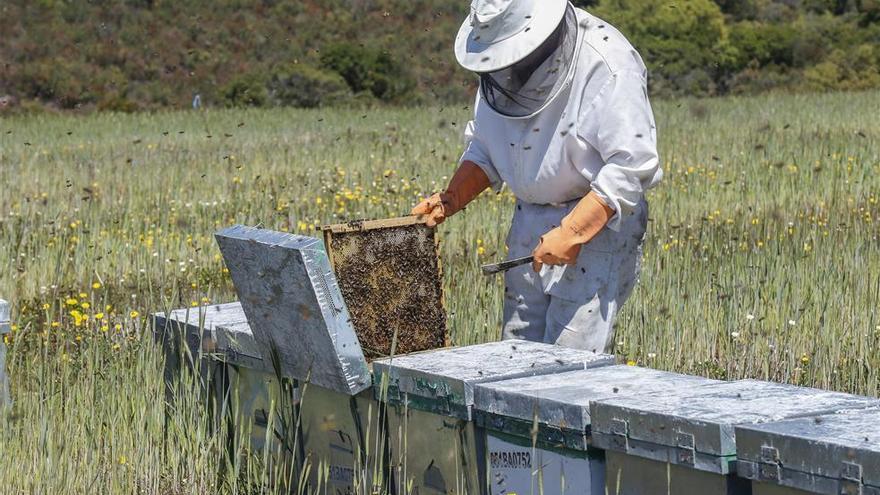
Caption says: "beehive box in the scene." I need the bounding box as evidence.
[1,299,10,408]
[322,216,447,359]
[736,408,880,494]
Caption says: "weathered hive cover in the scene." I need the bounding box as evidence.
[322,216,446,359]
[474,365,721,437]
[212,321,266,371]
[0,299,9,334]
[736,408,880,493]
[152,302,268,370]
[591,379,880,474]
[215,225,371,396]
[0,299,9,407]
[152,302,248,360]
[373,340,613,420]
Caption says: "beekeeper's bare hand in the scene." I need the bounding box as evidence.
[411,193,453,227]
[531,227,582,272]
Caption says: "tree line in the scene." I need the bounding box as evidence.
[0,0,878,112]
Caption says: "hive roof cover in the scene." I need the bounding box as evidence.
[474,365,722,432]
[152,301,247,355]
[152,302,268,370]
[0,299,9,334]
[153,302,248,333]
[373,340,613,418]
[736,408,880,491]
[215,225,370,395]
[322,216,447,359]
[591,379,880,461]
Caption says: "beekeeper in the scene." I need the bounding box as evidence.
[413,0,661,353]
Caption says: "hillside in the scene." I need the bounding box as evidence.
[1,0,878,112]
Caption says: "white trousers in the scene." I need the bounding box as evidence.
[501,198,648,354]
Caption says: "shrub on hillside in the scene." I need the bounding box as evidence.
[268,63,350,108]
[594,0,735,96]
[320,42,415,102]
[221,74,268,108]
[726,62,800,94]
[16,58,93,109]
[804,45,880,90]
[729,21,800,68]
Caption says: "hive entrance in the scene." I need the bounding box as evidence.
[322,216,448,360]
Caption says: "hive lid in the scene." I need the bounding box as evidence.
[215,225,370,396]
[213,320,267,371]
[152,302,248,358]
[474,365,721,433]
[0,299,9,334]
[735,408,880,492]
[373,340,613,420]
[591,379,880,474]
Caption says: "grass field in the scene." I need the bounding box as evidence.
[1,90,879,493]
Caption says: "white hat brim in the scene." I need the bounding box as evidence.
[454,0,569,73]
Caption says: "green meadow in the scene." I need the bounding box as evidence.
[1,90,878,493]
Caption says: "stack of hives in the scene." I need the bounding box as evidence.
[153,221,880,495]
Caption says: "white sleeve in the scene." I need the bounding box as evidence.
[460,120,503,192]
[578,70,662,231]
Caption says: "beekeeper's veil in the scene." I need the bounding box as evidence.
[455,0,579,118]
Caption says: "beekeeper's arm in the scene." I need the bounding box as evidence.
[533,70,661,271]
[412,121,499,227]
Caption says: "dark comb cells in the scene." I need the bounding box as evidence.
[326,223,447,360]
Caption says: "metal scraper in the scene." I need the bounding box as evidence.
[481,256,534,276]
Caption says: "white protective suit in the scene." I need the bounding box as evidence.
[460,8,661,353]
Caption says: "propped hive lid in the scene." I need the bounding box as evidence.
[0,299,9,334]
[215,225,370,396]
[591,379,880,473]
[373,340,613,420]
[736,408,880,493]
[474,365,721,433]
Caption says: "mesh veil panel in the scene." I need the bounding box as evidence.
[479,4,578,118]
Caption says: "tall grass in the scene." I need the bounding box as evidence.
[1,90,878,493]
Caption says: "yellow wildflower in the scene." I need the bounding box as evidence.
[70,310,84,327]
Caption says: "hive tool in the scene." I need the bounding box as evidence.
[481,256,534,276]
